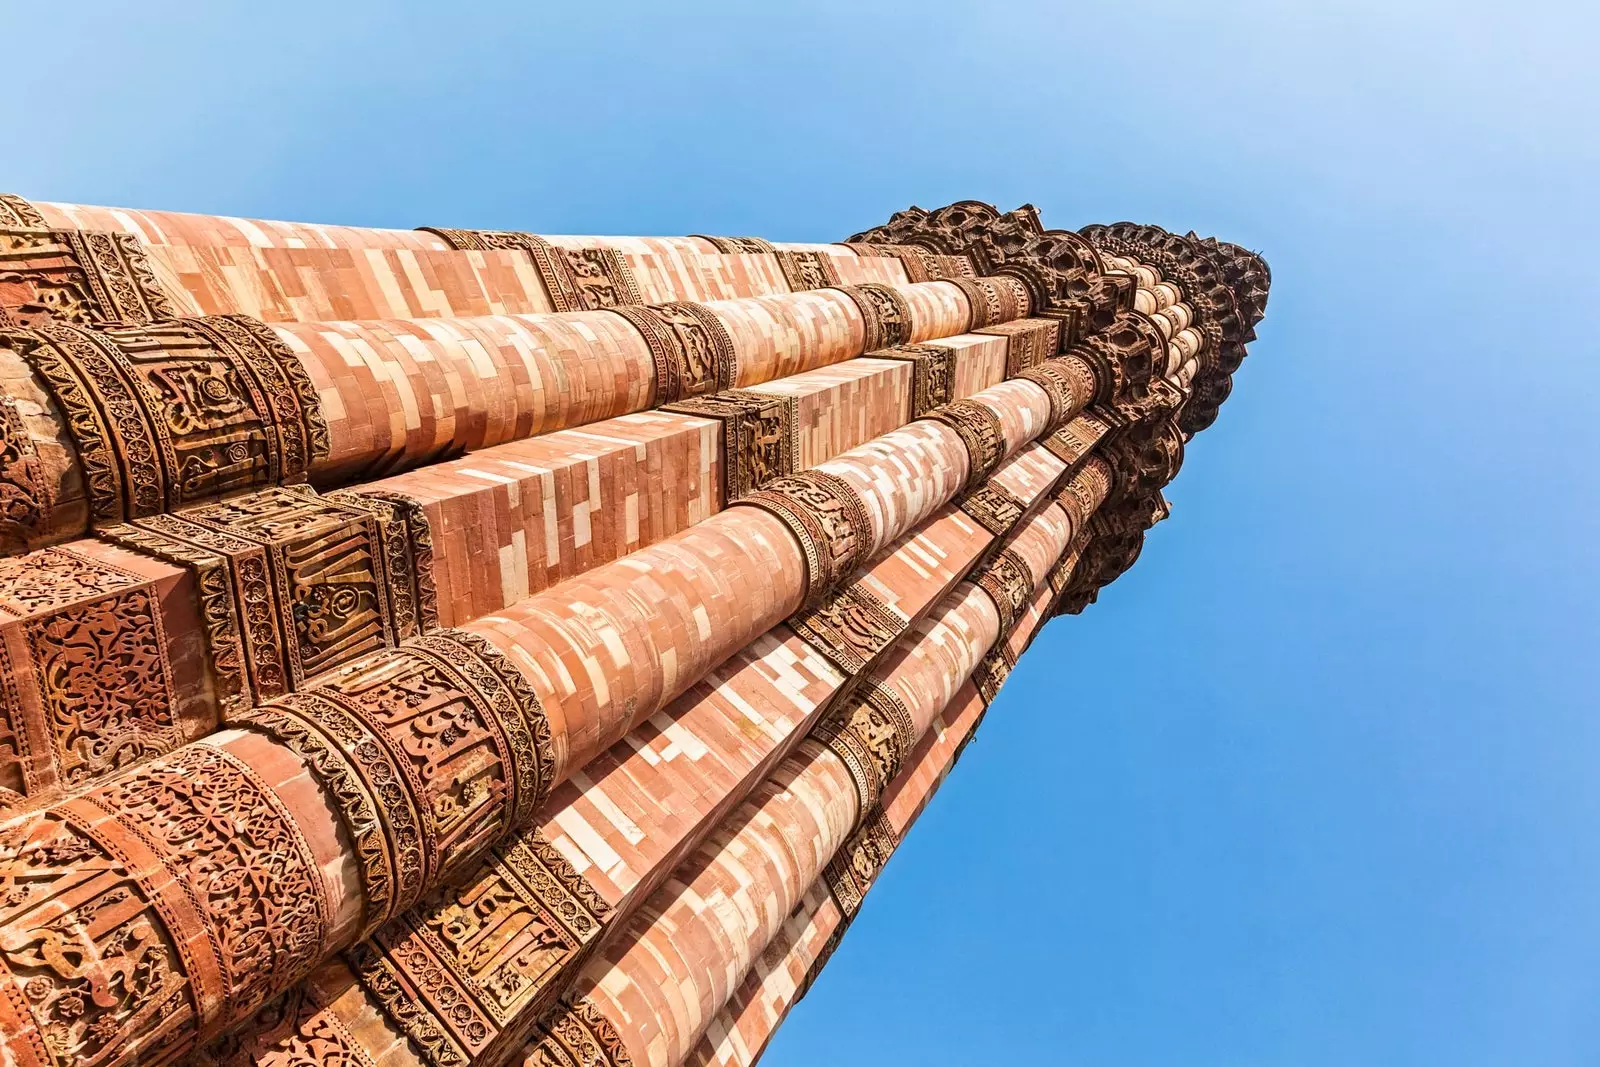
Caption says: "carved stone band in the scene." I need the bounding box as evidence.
[525,997,636,1067]
[788,584,908,677]
[607,301,737,405]
[1016,355,1097,431]
[349,830,612,1067]
[238,630,552,935]
[815,679,917,819]
[1055,455,1113,533]
[1043,410,1111,471]
[0,226,178,328]
[0,742,329,1067]
[977,316,1061,375]
[869,342,955,418]
[691,235,778,255]
[832,283,913,352]
[737,470,874,608]
[972,642,1018,706]
[774,249,842,291]
[822,805,897,922]
[1,316,329,527]
[101,484,438,712]
[661,388,798,504]
[950,276,1027,331]
[923,399,1006,492]
[975,547,1036,636]
[0,194,45,228]
[959,481,1027,538]
[421,228,643,312]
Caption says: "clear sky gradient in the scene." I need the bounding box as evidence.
[11,2,1598,1063]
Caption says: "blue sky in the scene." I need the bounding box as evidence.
[11,2,1598,1063]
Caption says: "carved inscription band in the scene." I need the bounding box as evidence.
[661,389,798,504]
[421,229,643,312]
[975,547,1035,636]
[524,997,635,1067]
[870,342,955,418]
[831,283,912,353]
[923,399,1006,492]
[0,316,329,529]
[607,301,737,405]
[737,470,873,608]
[0,226,178,328]
[788,585,908,678]
[816,680,918,819]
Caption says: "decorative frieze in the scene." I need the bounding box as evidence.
[0,546,182,794]
[691,235,778,255]
[774,249,841,291]
[787,585,907,677]
[607,301,737,405]
[0,397,50,554]
[738,470,873,607]
[815,680,917,817]
[0,316,328,528]
[101,485,436,711]
[661,389,797,504]
[1043,410,1111,471]
[923,399,1006,491]
[525,997,634,1067]
[971,643,1017,707]
[974,547,1034,635]
[1016,355,1096,430]
[959,481,1027,538]
[235,630,553,937]
[0,195,45,228]
[950,276,1026,331]
[978,317,1061,375]
[869,342,955,417]
[0,742,330,1067]
[832,283,912,352]
[348,831,611,1067]
[821,806,898,920]
[0,226,178,328]
[421,229,643,312]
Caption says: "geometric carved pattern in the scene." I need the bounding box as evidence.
[0,742,329,1067]
[0,546,178,796]
[0,225,178,328]
[234,629,553,937]
[977,317,1060,376]
[787,585,907,677]
[923,399,1006,491]
[815,679,917,819]
[775,250,841,292]
[0,196,46,228]
[739,471,874,609]
[348,831,611,1067]
[420,230,643,313]
[101,484,436,711]
[974,547,1035,636]
[958,481,1026,538]
[607,302,737,406]
[1,316,329,526]
[0,396,49,554]
[1016,356,1096,431]
[869,343,955,418]
[1043,410,1111,472]
[524,997,634,1067]
[661,389,798,504]
[832,284,912,352]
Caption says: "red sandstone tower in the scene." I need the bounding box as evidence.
[0,192,1268,1067]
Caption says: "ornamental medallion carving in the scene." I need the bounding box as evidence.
[738,471,873,607]
[2,316,328,526]
[787,585,907,676]
[608,301,736,404]
[0,227,177,329]
[421,229,643,313]
[662,389,797,504]
[0,742,328,1067]
[871,343,954,417]
[349,831,611,1067]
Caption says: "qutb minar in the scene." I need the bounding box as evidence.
[0,192,1268,1067]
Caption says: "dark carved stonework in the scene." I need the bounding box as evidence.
[972,643,1017,707]
[421,229,643,312]
[832,284,912,352]
[975,547,1034,636]
[822,806,897,920]
[1016,356,1096,431]
[100,484,436,710]
[662,389,798,504]
[950,276,1026,331]
[525,997,634,1067]
[1043,410,1111,472]
[0,196,46,229]
[691,235,778,255]
[788,585,907,677]
[815,680,916,817]
[0,397,50,555]
[0,316,329,527]
[349,831,611,1067]
[235,629,553,937]
[959,482,1026,538]
[774,250,841,291]
[0,227,178,328]
[977,317,1059,376]
[870,343,955,418]
[607,301,737,405]
[0,742,329,1067]
[924,399,1006,491]
[739,471,874,608]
